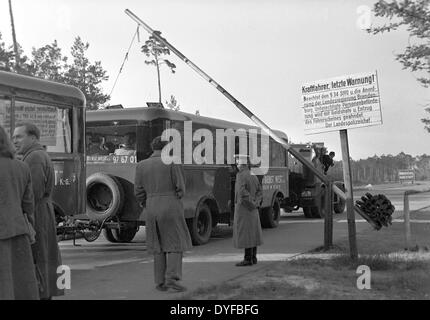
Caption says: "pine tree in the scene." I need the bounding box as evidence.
[64,37,110,110]
[165,94,180,111]
[141,31,176,103]
[0,32,14,72]
[30,40,67,82]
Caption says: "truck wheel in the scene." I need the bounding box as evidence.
[103,228,118,243]
[86,173,124,222]
[334,197,346,214]
[303,207,314,219]
[103,227,137,243]
[261,198,281,228]
[333,182,346,214]
[188,203,212,245]
[114,227,138,243]
[311,206,325,218]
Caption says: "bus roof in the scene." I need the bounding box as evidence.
[0,71,86,106]
[87,107,288,140]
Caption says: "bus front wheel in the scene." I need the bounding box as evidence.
[103,227,137,243]
[188,203,212,245]
[103,228,118,243]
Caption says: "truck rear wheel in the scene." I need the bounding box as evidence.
[311,206,325,218]
[260,198,281,228]
[334,197,346,214]
[188,203,212,245]
[333,182,346,214]
[303,207,314,219]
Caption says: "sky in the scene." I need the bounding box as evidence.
[0,0,429,160]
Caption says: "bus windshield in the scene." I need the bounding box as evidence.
[86,125,137,156]
[86,122,156,164]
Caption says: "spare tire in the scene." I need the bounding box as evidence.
[86,173,124,221]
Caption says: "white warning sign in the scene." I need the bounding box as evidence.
[14,102,58,146]
[302,71,382,134]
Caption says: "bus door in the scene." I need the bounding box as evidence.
[1,96,84,218]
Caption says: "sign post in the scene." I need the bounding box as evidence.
[302,71,382,260]
[340,129,358,259]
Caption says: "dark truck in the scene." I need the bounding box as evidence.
[284,143,345,218]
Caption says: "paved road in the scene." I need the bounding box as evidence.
[57,182,430,299]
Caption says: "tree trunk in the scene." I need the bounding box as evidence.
[8,0,20,71]
[155,54,162,103]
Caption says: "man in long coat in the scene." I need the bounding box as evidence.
[13,123,64,299]
[0,125,39,300]
[134,136,192,292]
[233,156,263,266]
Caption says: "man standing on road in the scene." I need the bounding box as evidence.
[134,136,192,292]
[233,155,263,266]
[13,123,64,300]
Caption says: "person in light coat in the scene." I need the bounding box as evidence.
[233,155,263,266]
[134,136,192,292]
[13,123,64,300]
[0,125,39,300]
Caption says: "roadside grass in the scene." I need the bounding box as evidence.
[184,212,430,300]
[184,252,430,300]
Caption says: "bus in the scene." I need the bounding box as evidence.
[85,105,290,244]
[0,71,86,228]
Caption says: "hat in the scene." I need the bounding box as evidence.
[235,154,249,165]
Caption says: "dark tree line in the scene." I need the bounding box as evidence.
[328,152,430,185]
[0,33,110,110]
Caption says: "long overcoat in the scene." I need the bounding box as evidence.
[22,142,64,299]
[134,150,192,254]
[233,167,263,249]
[0,157,39,300]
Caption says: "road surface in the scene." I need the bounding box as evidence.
[57,181,430,299]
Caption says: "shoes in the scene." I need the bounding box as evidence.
[252,257,257,265]
[165,282,187,292]
[156,283,168,292]
[235,260,253,267]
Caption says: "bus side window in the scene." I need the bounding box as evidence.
[0,97,11,136]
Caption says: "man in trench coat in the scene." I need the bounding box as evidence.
[13,123,64,299]
[233,156,263,266]
[134,136,192,292]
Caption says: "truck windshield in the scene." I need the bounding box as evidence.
[86,125,137,156]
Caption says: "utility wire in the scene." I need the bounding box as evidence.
[109,26,140,97]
